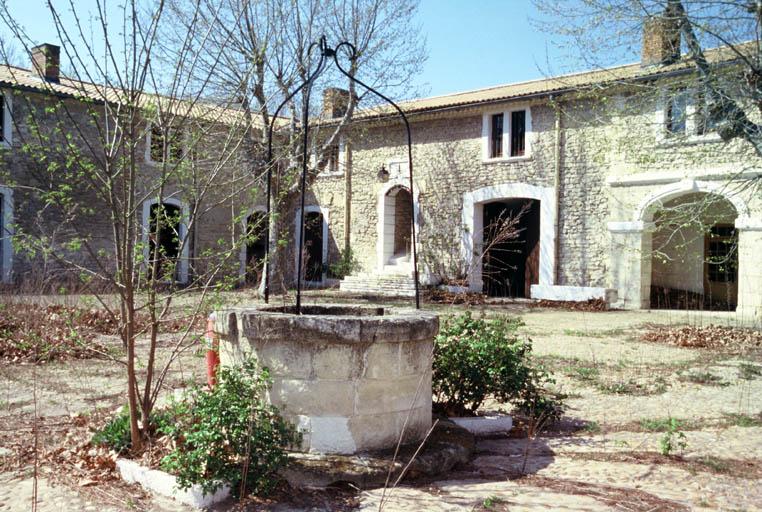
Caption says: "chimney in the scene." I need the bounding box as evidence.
[641,15,681,67]
[322,88,351,119]
[31,43,60,82]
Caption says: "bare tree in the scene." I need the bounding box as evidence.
[163,0,427,287]
[0,0,264,451]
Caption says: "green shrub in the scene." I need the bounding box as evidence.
[92,408,132,453]
[91,405,184,454]
[432,312,561,419]
[160,357,299,497]
[658,417,687,456]
[327,248,360,279]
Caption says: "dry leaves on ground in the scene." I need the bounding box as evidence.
[0,303,205,363]
[425,289,486,305]
[530,298,609,312]
[641,323,762,350]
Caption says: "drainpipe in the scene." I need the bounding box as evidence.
[343,140,352,252]
[552,95,563,285]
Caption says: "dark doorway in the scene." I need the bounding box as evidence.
[482,198,540,297]
[245,211,267,285]
[303,211,324,282]
[393,188,412,257]
[149,202,182,281]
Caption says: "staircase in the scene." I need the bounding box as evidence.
[339,270,417,297]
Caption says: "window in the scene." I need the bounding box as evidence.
[148,124,182,163]
[0,94,5,143]
[696,88,721,136]
[706,224,737,283]
[327,144,340,174]
[0,92,12,147]
[510,110,526,157]
[660,86,724,141]
[666,89,688,135]
[490,113,504,158]
[484,108,530,161]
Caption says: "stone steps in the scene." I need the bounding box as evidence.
[339,272,418,297]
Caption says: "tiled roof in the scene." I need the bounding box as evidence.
[0,64,272,127]
[352,43,749,119]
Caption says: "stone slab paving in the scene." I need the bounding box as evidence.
[360,482,608,511]
[2,304,761,511]
[478,426,762,460]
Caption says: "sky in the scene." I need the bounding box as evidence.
[412,0,575,97]
[2,0,633,99]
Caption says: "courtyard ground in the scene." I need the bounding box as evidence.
[1,294,761,511]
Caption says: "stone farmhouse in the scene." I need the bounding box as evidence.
[0,24,760,323]
[310,25,761,322]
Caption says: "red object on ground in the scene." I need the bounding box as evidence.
[205,314,219,388]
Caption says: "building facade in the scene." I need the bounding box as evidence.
[1,33,760,324]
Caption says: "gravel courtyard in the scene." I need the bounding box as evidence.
[1,297,760,511]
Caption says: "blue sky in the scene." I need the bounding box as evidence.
[412,0,573,96]
[3,0,632,98]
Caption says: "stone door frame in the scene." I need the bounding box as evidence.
[608,178,760,317]
[376,180,421,273]
[141,197,190,284]
[461,182,556,294]
[0,185,13,283]
[239,206,267,283]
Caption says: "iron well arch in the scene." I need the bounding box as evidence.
[262,36,420,312]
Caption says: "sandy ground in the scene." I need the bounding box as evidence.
[1,295,761,511]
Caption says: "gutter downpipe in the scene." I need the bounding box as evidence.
[552,94,562,286]
[344,139,352,252]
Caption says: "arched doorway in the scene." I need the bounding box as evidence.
[379,185,414,272]
[295,206,328,285]
[304,210,324,282]
[243,210,267,285]
[148,202,182,282]
[649,192,738,310]
[482,198,540,297]
[142,198,188,283]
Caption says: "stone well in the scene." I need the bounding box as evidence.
[215,304,438,454]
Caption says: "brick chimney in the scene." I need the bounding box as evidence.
[641,15,681,67]
[31,43,60,82]
[322,88,351,119]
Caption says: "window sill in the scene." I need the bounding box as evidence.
[482,154,532,164]
[317,171,344,178]
[657,133,723,148]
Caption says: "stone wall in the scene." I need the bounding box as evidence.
[306,81,762,311]
[217,304,438,454]
[0,87,262,288]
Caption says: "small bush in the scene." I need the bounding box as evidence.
[92,408,132,453]
[658,417,687,456]
[91,405,183,454]
[327,248,360,279]
[160,357,299,497]
[432,312,561,419]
